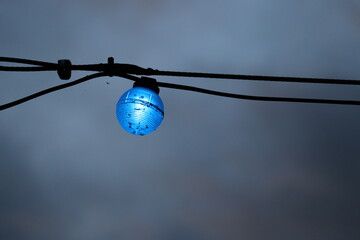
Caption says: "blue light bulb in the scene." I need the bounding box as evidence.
[116,86,164,135]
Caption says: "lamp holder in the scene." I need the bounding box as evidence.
[133,77,160,94]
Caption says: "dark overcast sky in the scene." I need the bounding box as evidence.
[1,0,360,239]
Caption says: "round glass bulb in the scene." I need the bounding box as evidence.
[116,86,164,135]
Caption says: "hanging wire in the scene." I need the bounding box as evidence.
[0,57,58,72]
[2,57,360,85]
[156,82,360,105]
[0,57,57,67]
[117,74,360,105]
[1,56,360,110]
[148,70,360,85]
[0,73,107,111]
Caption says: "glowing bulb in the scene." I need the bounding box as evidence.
[116,86,164,135]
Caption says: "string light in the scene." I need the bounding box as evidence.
[1,57,360,135]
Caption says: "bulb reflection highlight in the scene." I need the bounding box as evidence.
[116,86,164,135]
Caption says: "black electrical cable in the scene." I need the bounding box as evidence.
[1,57,360,110]
[0,57,57,67]
[156,82,360,105]
[0,73,107,111]
[1,73,359,111]
[148,69,360,86]
[2,56,360,85]
[117,74,360,105]
[0,57,58,72]
[0,66,58,72]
